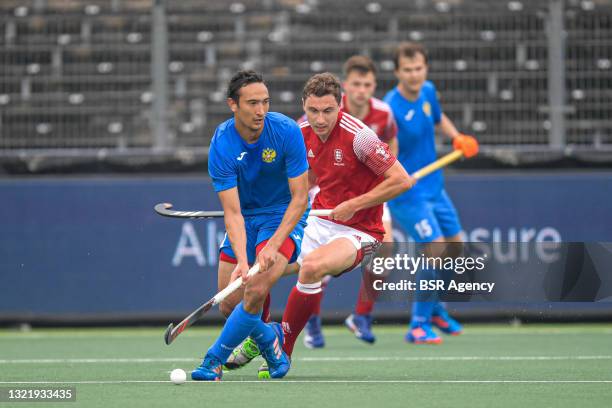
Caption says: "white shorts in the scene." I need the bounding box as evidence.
[382,202,391,223]
[297,216,380,274]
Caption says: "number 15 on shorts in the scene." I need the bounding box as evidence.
[414,219,433,240]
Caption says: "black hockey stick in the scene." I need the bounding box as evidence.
[164,263,261,345]
[155,202,332,219]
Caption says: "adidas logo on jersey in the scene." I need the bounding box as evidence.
[308,149,315,158]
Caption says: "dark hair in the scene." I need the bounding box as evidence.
[393,42,428,69]
[343,55,377,77]
[226,70,265,104]
[302,72,342,104]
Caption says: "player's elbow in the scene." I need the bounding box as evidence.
[393,172,415,194]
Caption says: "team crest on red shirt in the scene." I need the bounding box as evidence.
[375,144,390,160]
[334,148,344,165]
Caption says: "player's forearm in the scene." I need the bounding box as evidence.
[349,163,414,211]
[224,212,248,264]
[437,113,461,140]
[217,188,248,264]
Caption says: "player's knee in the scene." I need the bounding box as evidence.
[299,257,324,283]
[243,283,268,311]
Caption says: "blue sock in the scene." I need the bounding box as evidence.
[432,302,446,316]
[250,319,277,348]
[208,302,261,363]
[411,267,438,328]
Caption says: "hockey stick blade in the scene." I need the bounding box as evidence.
[154,203,225,219]
[164,323,174,345]
[163,265,260,345]
[164,300,214,345]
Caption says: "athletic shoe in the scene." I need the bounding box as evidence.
[257,361,270,380]
[344,313,376,344]
[432,304,463,335]
[224,337,260,370]
[191,353,223,381]
[303,315,325,349]
[258,322,291,378]
[405,324,443,344]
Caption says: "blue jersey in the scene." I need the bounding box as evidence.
[208,112,308,216]
[384,81,443,201]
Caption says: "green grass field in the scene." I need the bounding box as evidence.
[1,324,611,407]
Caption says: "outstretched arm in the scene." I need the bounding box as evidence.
[437,113,479,159]
[331,161,413,222]
[331,128,414,222]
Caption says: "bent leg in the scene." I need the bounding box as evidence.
[282,238,358,356]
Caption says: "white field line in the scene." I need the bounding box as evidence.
[1,356,611,364]
[1,328,611,339]
[0,380,611,385]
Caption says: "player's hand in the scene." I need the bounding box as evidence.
[256,243,280,273]
[230,261,251,284]
[452,134,479,158]
[331,200,358,222]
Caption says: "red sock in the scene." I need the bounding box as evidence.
[355,265,380,315]
[262,293,271,323]
[312,275,331,316]
[355,280,375,315]
[312,293,322,316]
[281,282,323,356]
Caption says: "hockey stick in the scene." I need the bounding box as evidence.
[155,151,464,220]
[412,150,463,180]
[162,150,465,344]
[164,263,261,345]
[154,203,333,219]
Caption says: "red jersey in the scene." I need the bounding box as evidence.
[300,111,396,241]
[340,95,398,143]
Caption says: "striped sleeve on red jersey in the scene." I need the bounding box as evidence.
[342,114,396,176]
[382,108,398,143]
[372,98,398,143]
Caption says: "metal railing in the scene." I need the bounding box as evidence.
[0,0,610,167]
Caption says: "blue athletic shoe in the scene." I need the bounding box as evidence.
[344,313,376,344]
[191,353,223,381]
[405,324,442,344]
[303,315,325,349]
[259,322,290,378]
[432,304,463,335]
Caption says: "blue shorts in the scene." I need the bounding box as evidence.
[388,189,462,243]
[219,210,308,264]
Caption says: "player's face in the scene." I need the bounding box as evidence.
[228,82,270,133]
[395,53,428,96]
[303,94,340,139]
[343,71,376,109]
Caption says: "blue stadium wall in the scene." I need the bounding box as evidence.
[1,172,612,324]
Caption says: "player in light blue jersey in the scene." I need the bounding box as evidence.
[384,42,479,344]
[192,71,309,381]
